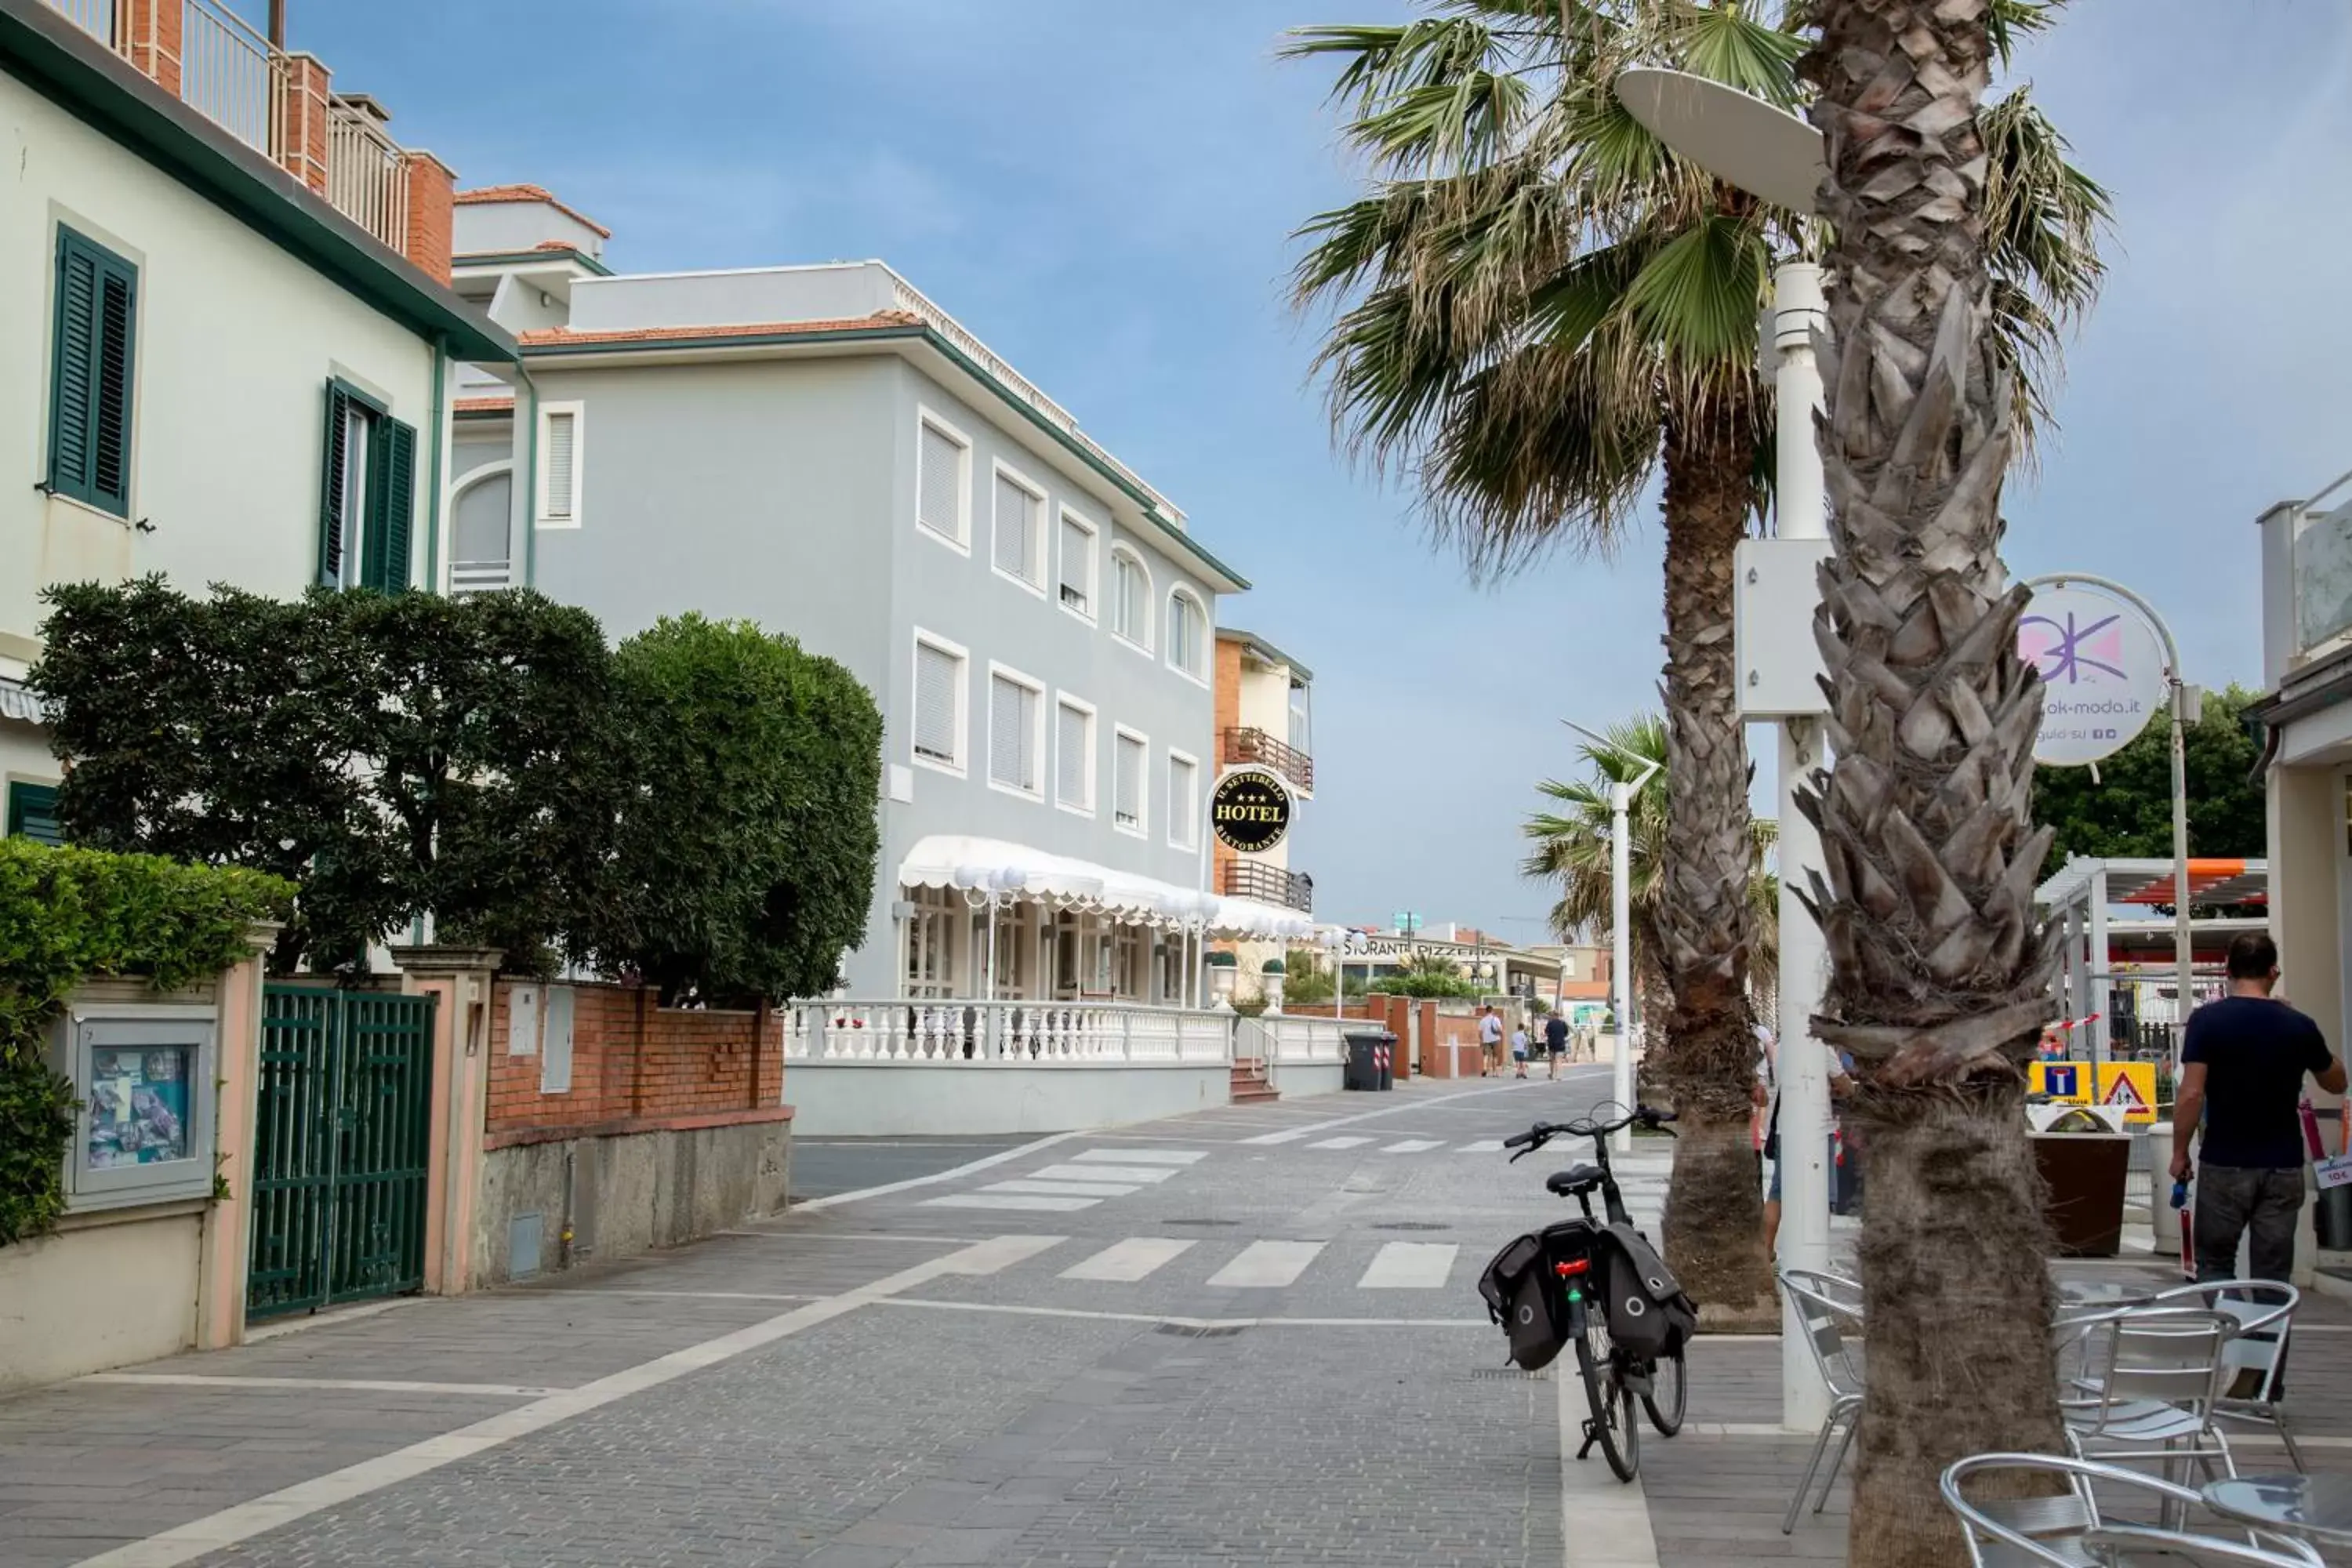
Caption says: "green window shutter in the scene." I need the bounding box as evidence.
[48,229,136,517]
[317,383,353,586]
[6,782,63,847]
[365,418,417,591]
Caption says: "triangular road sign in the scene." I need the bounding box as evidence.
[2103,1073,2149,1111]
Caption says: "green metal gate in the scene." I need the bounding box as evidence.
[248,985,437,1321]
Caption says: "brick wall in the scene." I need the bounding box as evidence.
[485,979,785,1140]
[401,151,456,283]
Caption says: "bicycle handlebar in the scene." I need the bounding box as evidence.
[1505,1105,1675,1160]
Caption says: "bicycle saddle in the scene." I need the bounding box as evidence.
[1546,1164,1605,1196]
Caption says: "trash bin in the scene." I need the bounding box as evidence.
[2033,1110,2132,1257]
[1343,1029,1386,1092]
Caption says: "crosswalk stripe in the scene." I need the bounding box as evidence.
[1458,1140,1504,1153]
[1061,1237,1196,1282]
[924,1193,1099,1212]
[1359,1242,1458,1289]
[982,1179,1139,1198]
[1381,1139,1443,1153]
[1308,1136,1371,1150]
[1206,1240,1324,1288]
[1031,1163,1177,1185]
[1073,1149,1207,1166]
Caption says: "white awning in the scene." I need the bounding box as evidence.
[897,835,1313,941]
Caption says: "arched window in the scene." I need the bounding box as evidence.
[1109,546,1152,651]
[448,462,514,595]
[1166,587,1206,679]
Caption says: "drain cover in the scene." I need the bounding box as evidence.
[1374,1221,1450,1232]
[1156,1323,1247,1339]
[1470,1366,1551,1381]
[1164,1218,1240,1227]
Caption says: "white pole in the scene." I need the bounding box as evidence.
[1610,777,1635,1155]
[2169,679,2194,1067]
[1771,260,1835,1434]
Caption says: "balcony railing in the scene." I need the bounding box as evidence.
[1221,726,1315,793]
[42,0,419,260]
[1222,859,1313,914]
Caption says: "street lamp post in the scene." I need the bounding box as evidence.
[1563,718,1661,1156]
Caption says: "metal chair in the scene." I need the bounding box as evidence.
[1778,1267,1865,1534]
[2145,1282,2303,1473]
[2059,1304,2240,1518]
[1941,1453,2324,1566]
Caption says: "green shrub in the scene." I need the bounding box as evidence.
[592,615,882,1004]
[0,840,289,1246]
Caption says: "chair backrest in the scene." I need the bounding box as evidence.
[2153,1281,2298,1403]
[2082,1305,2237,1430]
[1941,1454,2318,1568]
[1780,1268,1864,1401]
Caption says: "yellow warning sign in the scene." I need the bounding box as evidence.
[2097,1062,2158,1124]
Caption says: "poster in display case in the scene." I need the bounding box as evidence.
[49,1008,219,1210]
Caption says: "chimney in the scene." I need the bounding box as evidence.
[122,0,184,96]
[277,53,332,194]
[268,0,286,49]
[400,151,457,285]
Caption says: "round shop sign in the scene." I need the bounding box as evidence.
[2016,583,2167,767]
[1210,768,1292,854]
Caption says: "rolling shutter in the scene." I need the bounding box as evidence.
[543,408,577,524]
[994,474,1035,581]
[991,674,1034,790]
[1058,517,1091,612]
[1056,703,1088,807]
[918,422,962,539]
[1116,734,1144,827]
[913,643,960,763]
[1168,755,1196,845]
[48,229,136,517]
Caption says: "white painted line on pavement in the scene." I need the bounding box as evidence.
[1206,1240,1324,1288]
[1029,1162,1178,1184]
[1308,1136,1372,1149]
[1357,1242,1458,1289]
[1559,1352,1661,1567]
[924,1193,1100,1212]
[69,1233,1063,1568]
[1061,1237,1196,1282]
[1459,1140,1505,1153]
[982,1178,1142,1198]
[82,1374,561,1398]
[1381,1139,1444,1153]
[787,1130,1083,1212]
[1072,1148,1207,1166]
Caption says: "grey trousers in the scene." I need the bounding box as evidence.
[2194,1163,2305,1284]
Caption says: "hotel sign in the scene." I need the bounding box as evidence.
[1210,768,1291,854]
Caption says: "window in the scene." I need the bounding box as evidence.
[537,401,583,527]
[1058,510,1097,618]
[989,666,1044,797]
[1113,728,1147,835]
[1054,695,1095,814]
[916,411,970,549]
[46,227,136,517]
[315,380,418,592]
[992,464,1045,591]
[911,633,967,773]
[1110,547,1152,650]
[1167,751,1199,850]
[905,884,959,997]
[1167,588,1206,678]
[6,782,63,847]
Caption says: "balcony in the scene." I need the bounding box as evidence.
[41,0,432,263]
[1222,859,1312,915]
[1221,727,1314,794]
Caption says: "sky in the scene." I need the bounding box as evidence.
[292,0,2352,942]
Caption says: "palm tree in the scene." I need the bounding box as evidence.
[1795,2,2074,1559]
[1521,713,1778,1071]
[1286,0,2103,1321]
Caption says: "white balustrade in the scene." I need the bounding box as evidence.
[786,1001,1235,1066]
[1240,1016,1345,1065]
[181,0,281,158]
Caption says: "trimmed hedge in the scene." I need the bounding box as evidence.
[0,839,289,1247]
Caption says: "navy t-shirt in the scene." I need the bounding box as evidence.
[2183,996,2334,1170]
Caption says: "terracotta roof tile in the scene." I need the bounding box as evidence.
[453,394,514,413]
[452,183,612,238]
[517,312,920,349]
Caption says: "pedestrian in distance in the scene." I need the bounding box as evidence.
[1754,1023,1853,1261]
[1543,1011,1569,1081]
[1510,1021,1530,1079]
[2171,931,2347,1285]
[1477,1004,1504,1076]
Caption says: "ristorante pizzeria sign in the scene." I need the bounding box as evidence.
[1210,768,1292,854]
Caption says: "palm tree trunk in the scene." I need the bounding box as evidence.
[1798,2,2065,1560]
[1653,400,1773,1322]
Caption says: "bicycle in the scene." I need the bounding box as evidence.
[1501,1103,1689,1483]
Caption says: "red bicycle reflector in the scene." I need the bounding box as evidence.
[1553,1259,1590,1278]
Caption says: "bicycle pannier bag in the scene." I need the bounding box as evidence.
[1594,1222,1697,1359]
[1478,1230,1565,1370]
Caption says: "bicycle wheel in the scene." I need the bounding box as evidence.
[1642,1345,1686,1436]
[1571,1301,1639,1482]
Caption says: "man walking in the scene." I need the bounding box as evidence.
[1543,1011,1570,1081]
[2171,932,2347,1283]
[1477,1005,1504,1077]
